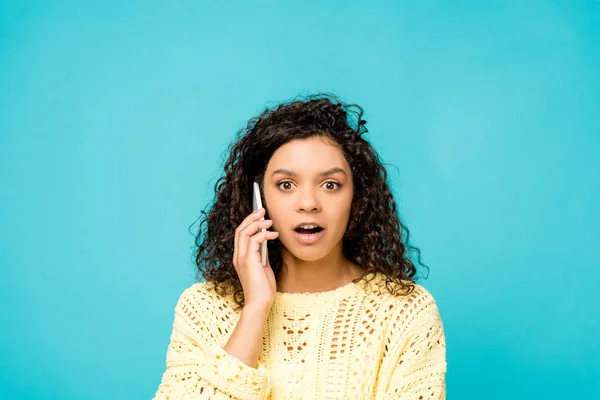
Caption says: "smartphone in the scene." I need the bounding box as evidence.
[252,181,267,267]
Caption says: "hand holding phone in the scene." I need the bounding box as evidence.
[231,182,279,307]
[225,184,279,365]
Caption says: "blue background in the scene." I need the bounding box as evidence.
[1,1,599,398]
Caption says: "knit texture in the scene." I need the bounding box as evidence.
[152,272,446,399]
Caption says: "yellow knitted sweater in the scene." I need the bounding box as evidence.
[152,272,447,399]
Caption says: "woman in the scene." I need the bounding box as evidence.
[152,94,447,399]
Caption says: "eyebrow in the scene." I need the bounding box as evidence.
[271,167,347,178]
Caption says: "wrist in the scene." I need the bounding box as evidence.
[242,302,272,317]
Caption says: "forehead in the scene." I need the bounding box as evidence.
[266,137,349,172]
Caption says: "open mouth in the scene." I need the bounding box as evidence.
[293,224,326,244]
[294,226,324,234]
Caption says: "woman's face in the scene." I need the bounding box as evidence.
[263,136,354,262]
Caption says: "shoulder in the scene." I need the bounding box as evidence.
[166,281,242,347]
[392,282,442,331]
[362,272,439,305]
[363,273,443,333]
[174,280,238,318]
[177,280,216,300]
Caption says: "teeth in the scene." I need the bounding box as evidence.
[299,224,318,229]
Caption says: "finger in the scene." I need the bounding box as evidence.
[234,208,266,266]
[242,208,266,229]
[239,219,273,258]
[248,230,279,258]
[235,209,266,252]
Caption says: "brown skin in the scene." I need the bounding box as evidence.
[264,136,363,293]
[225,206,277,368]
[224,136,363,368]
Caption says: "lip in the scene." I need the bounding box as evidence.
[293,221,324,230]
[293,228,326,244]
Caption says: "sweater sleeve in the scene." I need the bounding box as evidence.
[381,290,447,399]
[152,285,272,400]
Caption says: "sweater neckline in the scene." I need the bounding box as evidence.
[272,272,378,307]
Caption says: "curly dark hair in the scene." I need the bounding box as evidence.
[192,93,429,309]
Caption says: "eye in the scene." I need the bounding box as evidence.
[277,180,295,191]
[323,180,342,191]
[275,180,342,191]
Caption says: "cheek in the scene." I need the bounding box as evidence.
[266,207,286,232]
[337,192,353,216]
[330,199,353,231]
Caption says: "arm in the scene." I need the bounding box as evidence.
[224,303,271,368]
[152,285,272,400]
[381,292,447,399]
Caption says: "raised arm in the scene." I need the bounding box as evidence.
[151,286,272,400]
[153,206,279,399]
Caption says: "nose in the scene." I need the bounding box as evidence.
[297,187,321,213]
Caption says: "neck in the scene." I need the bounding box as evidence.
[276,246,363,294]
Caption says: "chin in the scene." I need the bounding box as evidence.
[293,251,328,262]
[281,242,333,262]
